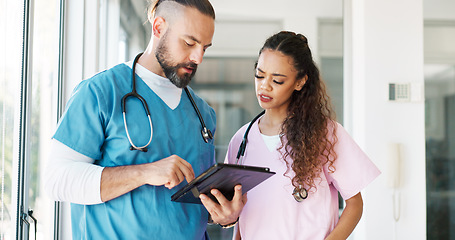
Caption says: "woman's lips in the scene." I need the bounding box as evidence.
[259,94,272,102]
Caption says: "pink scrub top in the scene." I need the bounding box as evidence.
[225,120,380,240]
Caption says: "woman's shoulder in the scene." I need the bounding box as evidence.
[231,122,251,143]
[326,120,353,142]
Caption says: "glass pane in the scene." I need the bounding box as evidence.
[28,0,60,239]
[192,57,262,165]
[321,57,344,124]
[424,0,455,235]
[425,64,455,239]
[1,1,24,239]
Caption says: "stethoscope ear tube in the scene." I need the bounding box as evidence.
[236,139,247,160]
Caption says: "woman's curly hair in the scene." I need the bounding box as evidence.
[258,31,338,191]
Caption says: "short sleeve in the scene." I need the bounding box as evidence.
[53,80,107,159]
[327,123,381,200]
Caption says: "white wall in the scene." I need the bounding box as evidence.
[424,0,455,19]
[210,0,343,61]
[345,0,426,239]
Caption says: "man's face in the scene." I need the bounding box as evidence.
[155,7,215,88]
[155,32,196,88]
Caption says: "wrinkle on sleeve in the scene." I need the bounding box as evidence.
[326,123,381,200]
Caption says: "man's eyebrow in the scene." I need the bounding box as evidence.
[185,35,212,48]
[257,68,287,77]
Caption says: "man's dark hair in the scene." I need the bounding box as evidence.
[149,0,215,20]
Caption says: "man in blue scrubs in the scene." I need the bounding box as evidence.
[44,0,245,239]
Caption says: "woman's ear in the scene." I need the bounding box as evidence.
[295,75,308,91]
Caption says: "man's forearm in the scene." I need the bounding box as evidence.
[100,164,146,202]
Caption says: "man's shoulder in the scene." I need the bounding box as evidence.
[88,63,129,83]
[77,63,129,91]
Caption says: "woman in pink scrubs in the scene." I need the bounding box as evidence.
[225,31,381,240]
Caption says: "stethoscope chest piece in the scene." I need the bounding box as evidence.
[292,186,308,202]
[201,127,213,143]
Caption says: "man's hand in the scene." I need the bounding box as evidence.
[100,154,194,202]
[140,154,195,189]
[199,185,247,226]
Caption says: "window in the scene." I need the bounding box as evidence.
[423,0,455,231]
[424,21,455,240]
[28,0,61,239]
[1,1,24,238]
[1,0,61,239]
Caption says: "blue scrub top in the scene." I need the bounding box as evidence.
[54,64,216,240]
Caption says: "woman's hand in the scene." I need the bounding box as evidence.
[200,185,247,226]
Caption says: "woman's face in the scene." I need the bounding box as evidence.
[255,49,304,112]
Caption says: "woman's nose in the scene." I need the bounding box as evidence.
[260,78,272,90]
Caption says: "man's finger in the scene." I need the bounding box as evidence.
[179,163,195,183]
[167,171,183,189]
[170,156,194,182]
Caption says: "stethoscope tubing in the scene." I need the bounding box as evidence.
[122,52,213,152]
[184,87,213,143]
[122,53,153,152]
[236,110,308,202]
[236,110,265,163]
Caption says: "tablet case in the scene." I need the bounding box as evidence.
[171,163,275,204]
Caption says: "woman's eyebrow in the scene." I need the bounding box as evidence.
[257,68,287,77]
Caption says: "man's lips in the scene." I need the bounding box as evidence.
[182,67,194,74]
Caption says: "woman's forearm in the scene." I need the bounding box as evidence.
[325,192,363,240]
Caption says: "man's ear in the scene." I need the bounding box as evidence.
[295,75,308,91]
[152,16,167,38]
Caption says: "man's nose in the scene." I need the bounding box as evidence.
[189,48,204,65]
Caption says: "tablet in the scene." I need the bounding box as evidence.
[171,163,275,204]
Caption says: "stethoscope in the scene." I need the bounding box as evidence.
[236,110,308,202]
[121,53,213,152]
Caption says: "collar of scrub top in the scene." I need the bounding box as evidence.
[235,110,308,202]
[121,52,213,152]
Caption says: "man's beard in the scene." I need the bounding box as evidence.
[155,37,198,88]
